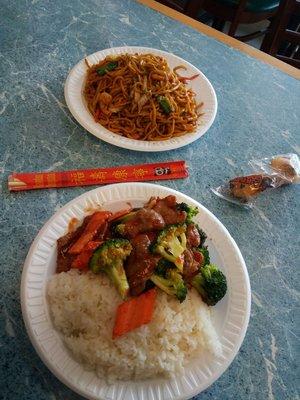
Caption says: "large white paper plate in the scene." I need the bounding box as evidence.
[21,183,250,400]
[64,47,217,151]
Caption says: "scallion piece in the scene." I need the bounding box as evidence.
[97,61,118,76]
[158,96,172,114]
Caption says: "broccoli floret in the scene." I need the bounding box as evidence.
[193,246,210,267]
[114,223,126,236]
[151,224,187,272]
[192,264,227,306]
[193,225,209,264]
[115,211,137,223]
[196,225,207,247]
[89,238,132,299]
[177,202,199,223]
[113,211,138,236]
[155,258,176,277]
[151,269,187,302]
[199,246,210,266]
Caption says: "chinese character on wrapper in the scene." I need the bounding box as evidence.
[133,168,147,178]
[70,172,85,185]
[112,170,128,180]
[89,171,108,182]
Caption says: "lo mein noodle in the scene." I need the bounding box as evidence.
[83,53,202,141]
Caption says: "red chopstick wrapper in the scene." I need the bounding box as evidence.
[8,161,188,191]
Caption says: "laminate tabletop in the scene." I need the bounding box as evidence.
[0,0,299,399]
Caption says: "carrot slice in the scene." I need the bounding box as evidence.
[71,241,103,270]
[84,240,103,251]
[112,288,156,339]
[68,211,111,255]
[71,250,93,269]
[178,73,200,83]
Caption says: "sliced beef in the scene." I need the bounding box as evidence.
[56,247,73,273]
[193,250,205,267]
[186,223,201,247]
[151,195,187,225]
[125,234,160,296]
[122,208,165,238]
[182,249,200,281]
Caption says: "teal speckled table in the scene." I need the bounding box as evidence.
[0,0,299,399]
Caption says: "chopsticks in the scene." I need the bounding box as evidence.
[8,161,188,192]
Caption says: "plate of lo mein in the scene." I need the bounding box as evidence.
[65,47,217,152]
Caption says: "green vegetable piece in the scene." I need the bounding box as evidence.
[155,258,176,277]
[150,224,187,272]
[113,211,138,237]
[97,61,118,76]
[196,225,207,247]
[89,238,132,299]
[151,269,187,303]
[176,202,199,223]
[198,246,210,266]
[192,264,227,306]
[158,96,172,114]
[114,211,137,223]
[114,223,126,236]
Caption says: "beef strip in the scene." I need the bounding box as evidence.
[186,223,201,247]
[125,234,160,296]
[182,249,201,281]
[122,208,165,238]
[193,250,205,268]
[151,195,187,225]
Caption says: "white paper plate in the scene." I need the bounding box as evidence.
[21,183,250,400]
[64,47,217,152]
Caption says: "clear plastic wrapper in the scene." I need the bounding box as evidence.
[250,153,300,184]
[212,153,300,208]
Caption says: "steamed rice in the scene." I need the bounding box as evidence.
[47,269,221,382]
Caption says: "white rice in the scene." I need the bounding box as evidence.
[47,269,221,382]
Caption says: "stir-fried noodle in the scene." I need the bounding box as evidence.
[83,53,202,141]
